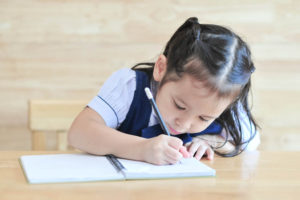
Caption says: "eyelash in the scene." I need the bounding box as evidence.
[174,100,209,122]
[174,100,185,110]
[199,117,209,122]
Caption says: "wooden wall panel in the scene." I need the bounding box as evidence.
[0,0,299,150]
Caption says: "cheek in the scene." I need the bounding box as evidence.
[156,93,176,121]
[189,121,214,133]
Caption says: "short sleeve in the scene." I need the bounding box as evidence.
[87,68,136,128]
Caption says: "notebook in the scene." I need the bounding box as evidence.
[20,153,216,184]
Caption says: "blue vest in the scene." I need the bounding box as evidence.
[117,70,222,144]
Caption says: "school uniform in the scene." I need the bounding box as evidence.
[88,68,260,150]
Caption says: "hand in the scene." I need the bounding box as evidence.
[179,146,191,158]
[185,137,214,160]
[142,134,184,165]
[192,134,235,155]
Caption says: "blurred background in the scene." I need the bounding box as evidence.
[0,0,299,150]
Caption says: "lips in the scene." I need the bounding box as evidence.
[168,125,181,135]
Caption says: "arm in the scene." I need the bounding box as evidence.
[68,107,145,160]
[68,107,184,165]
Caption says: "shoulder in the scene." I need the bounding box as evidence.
[106,68,136,83]
[99,68,137,96]
[87,68,138,128]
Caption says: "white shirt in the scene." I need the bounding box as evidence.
[88,68,260,151]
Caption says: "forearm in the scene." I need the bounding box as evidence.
[68,108,185,165]
[68,109,146,161]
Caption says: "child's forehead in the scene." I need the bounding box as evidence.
[173,74,213,97]
[171,74,233,103]
[171,73,239,100]
[167,74,233,117]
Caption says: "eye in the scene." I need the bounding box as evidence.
[199,116,209,122]
[173,100,185,110]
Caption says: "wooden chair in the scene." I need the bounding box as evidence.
[28,100,87,150]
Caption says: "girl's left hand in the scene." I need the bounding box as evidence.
[185,137,214,160]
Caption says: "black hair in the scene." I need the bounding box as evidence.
[132,17,259,157]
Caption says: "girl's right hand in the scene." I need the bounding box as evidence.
[141,134,185,165]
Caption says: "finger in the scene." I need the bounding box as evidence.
[194,146,207,160]
[156,159,169,166]
[166,146,182,161]
[179,146,191,158]
[184,142,192,147]
[163,149,180,165]
[205,147,214,160]
[165,155,180,165]
[187,142,201,157]
[167,137,183,150]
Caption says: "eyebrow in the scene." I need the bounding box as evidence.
[175,97,217,119]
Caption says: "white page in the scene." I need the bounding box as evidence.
[118,158,216,179]
[20,154,124,184]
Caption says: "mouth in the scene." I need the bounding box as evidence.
[168,125,181,135]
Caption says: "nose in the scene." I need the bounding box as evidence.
[175,115,193,132]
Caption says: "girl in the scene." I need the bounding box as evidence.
[68,17,260,165]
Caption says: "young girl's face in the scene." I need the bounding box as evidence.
[154,55,233,135]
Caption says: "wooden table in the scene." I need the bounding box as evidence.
[0,151,299,200]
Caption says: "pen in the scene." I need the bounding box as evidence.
[144,87,171,136]
[107,154,125,173]
[145,87,190,161]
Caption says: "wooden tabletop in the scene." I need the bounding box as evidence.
[1,151,299,200]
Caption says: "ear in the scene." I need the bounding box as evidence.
[153,54,167,82]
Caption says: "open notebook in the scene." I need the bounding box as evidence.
[20,154,216,184]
